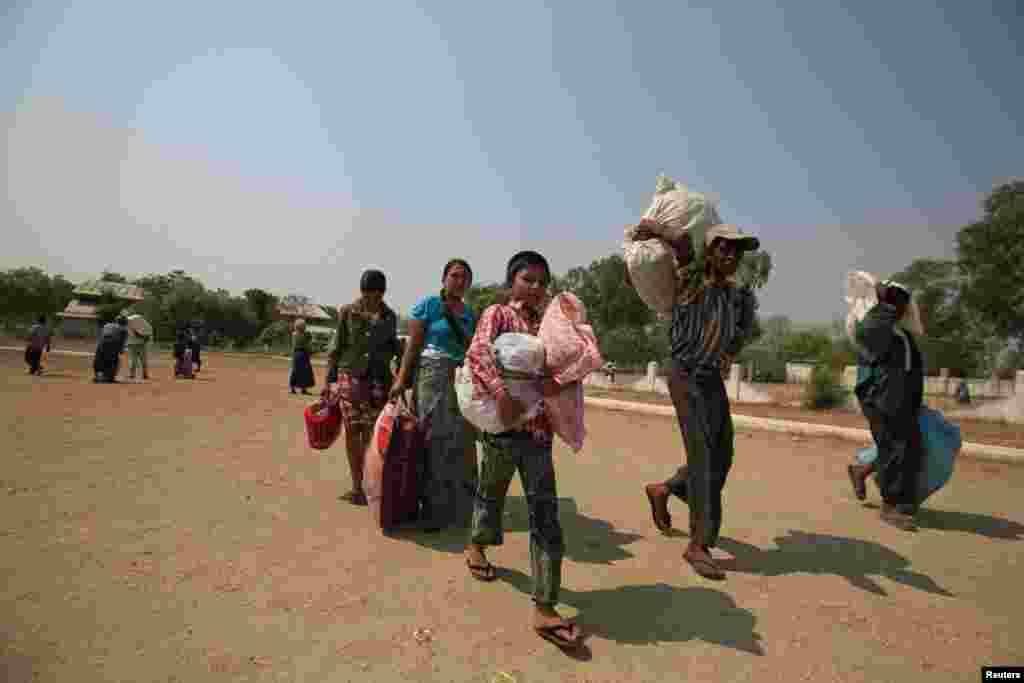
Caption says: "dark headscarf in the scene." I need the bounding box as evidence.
[360,269,387,292]
[505,251,550,287]
[443,259,473,282]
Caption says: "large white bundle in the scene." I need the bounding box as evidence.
[623,232,677,315]
[457,333,546,434]
[623,176,722,315]
[845,271,926,340]
[633,175,721,243]
[845,271,878,339]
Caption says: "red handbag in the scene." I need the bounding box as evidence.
[304,396,343,450]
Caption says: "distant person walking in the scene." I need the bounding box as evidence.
[391,258,479,531]
[93,316,128,383]
[188,324,203,375]
[289,319,316,395]
[326,270,402,506]
[638,223,760,581]
[25,315,52,376]
[173,325,192,378]
[126,320,150,381]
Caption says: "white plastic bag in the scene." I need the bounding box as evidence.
[457,334,545,434]
[845,271,926,339]
[623,233,678,315]
[845,271,878,339]
[494,333,546,375]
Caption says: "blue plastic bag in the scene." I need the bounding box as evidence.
[855,407,961,504]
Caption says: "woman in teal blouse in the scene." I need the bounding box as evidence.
[392,259,478,531]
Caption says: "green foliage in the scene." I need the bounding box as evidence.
[956,180,1024,341]
[735,250,773,290]
[99,270,129,283]
[888,258,993,376]
[464,283,505,317]
[598,322,671,366]
[243,288,280,329]
[781,330,833,361]
[558,255,653,336]
[0,267,76,325]
[258,320,291,349]
[803,360,849,410]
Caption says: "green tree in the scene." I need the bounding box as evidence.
[99,270,129,283]
[957,180,1024,342]
[258,320,291,350]
[888,258,993,376]
[735,250,773,290]
[0,267,63,324]
[464,282,505,317]
[558,255,652,336]
[243,288,279,329]
[781,330,833,361]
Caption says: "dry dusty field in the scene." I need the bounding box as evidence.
[2,349,1022,682]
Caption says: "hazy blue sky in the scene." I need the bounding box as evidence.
[3,0,1021,322]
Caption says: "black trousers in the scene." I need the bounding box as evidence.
[25,348,42,373]
[665,366,734,548]
[861,403,924,507]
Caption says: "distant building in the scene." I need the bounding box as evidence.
[57,280,147,337]
[276,302,333,327]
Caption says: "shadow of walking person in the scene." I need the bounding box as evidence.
[398,497,644,566]
[499,567,764,655]
[717,530,953,597]
[912,508,1024,540]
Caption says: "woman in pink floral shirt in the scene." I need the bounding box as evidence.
[463,250,581,650]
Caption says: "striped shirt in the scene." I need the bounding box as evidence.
[670,269,756,378]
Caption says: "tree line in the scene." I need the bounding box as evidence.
[2,181,1020,376]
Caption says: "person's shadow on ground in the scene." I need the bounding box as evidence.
[398,496,643,565]
[499,567,764,656]
[717,530,952,597]
[862,503,1024,540]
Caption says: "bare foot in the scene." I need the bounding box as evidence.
[644,483,672,533]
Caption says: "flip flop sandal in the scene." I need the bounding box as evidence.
[466,558,496,582]
[535,621,581,649]
[339,491,368,506]
[847,465,867,501]
[645,488,672,533]
[685,553,726,580]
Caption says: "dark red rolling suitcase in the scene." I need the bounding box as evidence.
[364,399,423,531]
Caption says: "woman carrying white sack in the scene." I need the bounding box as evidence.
[458,291,604,452]
[461,250,584,651]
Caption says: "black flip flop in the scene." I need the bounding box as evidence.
[466,558,496,582]
[684,553,726,580]
[339,491,368,506]
[847,465,867,501]
[535,621,581,649]
[645,488,672,534]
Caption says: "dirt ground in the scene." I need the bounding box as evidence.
[585,386,1024,449]
[2,349,1022,682]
